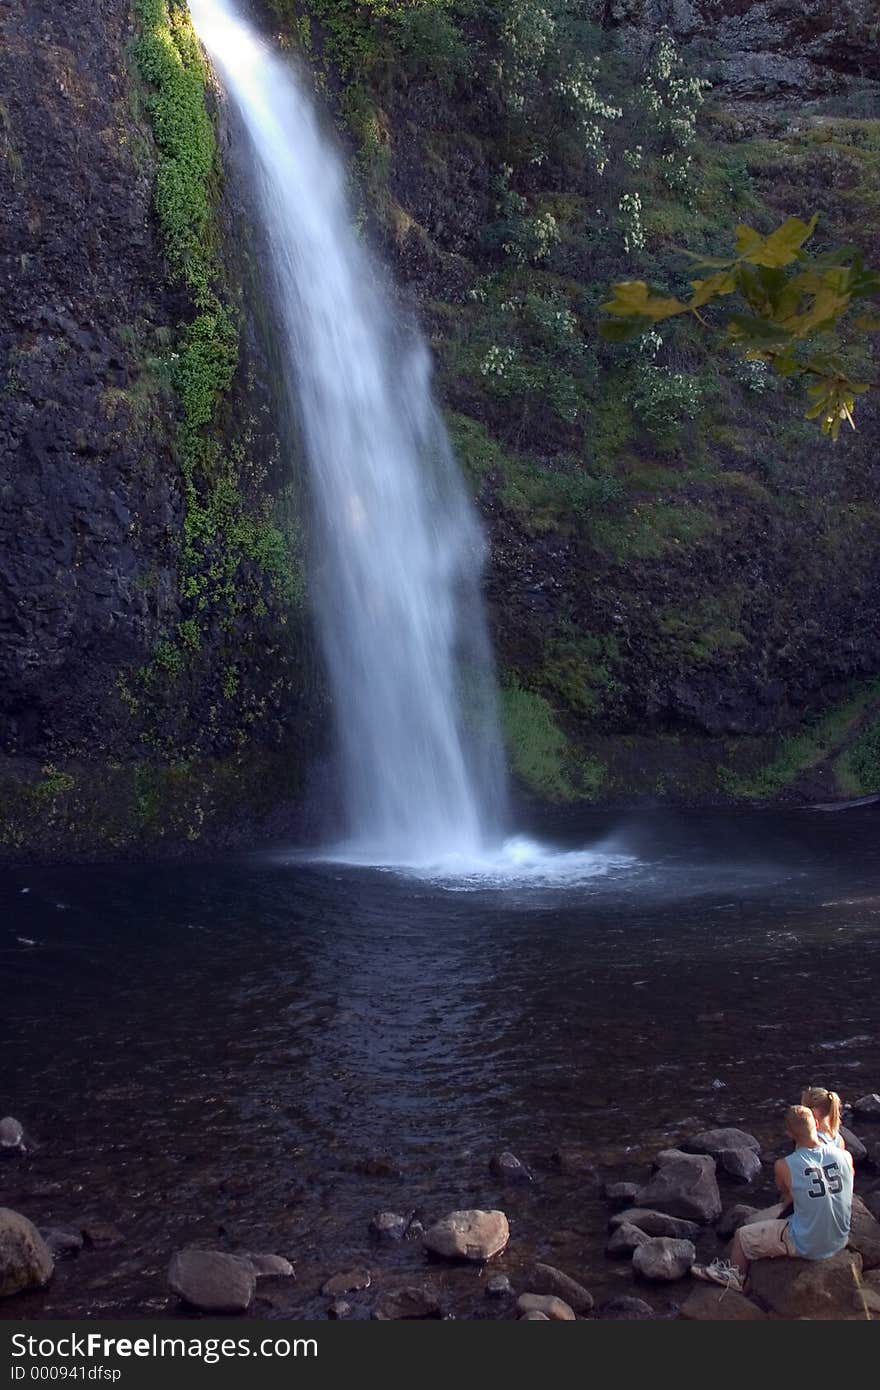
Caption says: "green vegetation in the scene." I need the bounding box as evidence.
[499,681,604,800]
[720,681,880,799]
[837,716,880,795]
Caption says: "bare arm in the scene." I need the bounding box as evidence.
[774,1157,793,1200]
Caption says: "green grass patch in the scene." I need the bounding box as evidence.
[589,502,714,560]
[499,681,604,801]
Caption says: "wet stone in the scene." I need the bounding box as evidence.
[0,1209,54,1298]
[329,1299,352,1319]
[167,1249,255,1315]
[423,1210,509,1262]
[529,1262,593,1314]
[322,1268,371,1296]
[40,1228,84,1259]
[852,1095,880,1121]
[374,1287,442,1320]
[605,1182,639,1206]
[81,1221,124,1249]
[486,1274,512,1297]
[244,1253,294,1278]
[490,1151,532,1184]
[606,1222,651,1258]
[369,1211,408,1243]
[632,1237,696,1282]
[516,1293,575,1320]
[596,1296,655,1320]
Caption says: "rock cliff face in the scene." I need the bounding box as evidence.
[0,0,317,858]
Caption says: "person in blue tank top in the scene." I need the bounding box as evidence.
[801,1086,846,1151]
[691,1105,853,1293]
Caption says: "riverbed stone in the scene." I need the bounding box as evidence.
[632,1237,696,1282]
[717,1148,762,1183]
[848,1195,880,1270]
[748,1249,863,1318]
[520,1310,550,1319]
[486,1274,512,1297]
[322,1268,371,1296]
[516,1293,575,1320]
[81,1221,124,1249]
[40,1227,84,1258]
[168,1249,256,1314]
[636,1153,722,1223]
[605,1181,639,1206]
[529,1263,593,1313]
[0,1209,53,1297]
[839,1126,867,1161]
[0,1119,25,1154]
[682,1128,761,1158]
[607,1222,652,1257]
[680,1284,767,1320]
[329,1299,352,1318]
[596,1296,655,1320]
[244,1253,294,1278]
[552,1148,599,1179]
[423,1210,509,1261]
[852,1095,880,1121]
[369,1211,408,1243]
[716,1204,760,1238]
[490,1151,532,1184]
[374,1286,442,1319]
[610,1208,701,1240]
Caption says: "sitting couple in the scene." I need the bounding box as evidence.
[692,1086,854,1293]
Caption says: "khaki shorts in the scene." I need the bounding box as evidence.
[738,1217,798,1261]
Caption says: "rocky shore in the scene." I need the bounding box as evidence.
[2,1095,879,1321]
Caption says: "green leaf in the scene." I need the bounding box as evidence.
[600,280,687,321]
[598,318,649,343]
[725,314,793,346]
[739,215,819,269]
[854,314,880,331]
[689,270,737,310]
[675,248,737,269]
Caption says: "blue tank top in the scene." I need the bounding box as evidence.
[817,1128,843,1149]
[786,1143,852,1259]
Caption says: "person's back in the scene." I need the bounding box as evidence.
[785,1138,853,1259]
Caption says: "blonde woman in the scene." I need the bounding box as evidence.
[801,1086,846,1151]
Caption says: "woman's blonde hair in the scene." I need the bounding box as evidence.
[801,1086,842,1136]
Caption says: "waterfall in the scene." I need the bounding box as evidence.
[188,0,508,862]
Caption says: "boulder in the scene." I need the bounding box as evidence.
[243,1253,294,1278]
[40,1227,83,1258]
[854,1269,880,1316]
[716,1204,760,1238]
[680,1284,767,1320]
[0,1209,54,1298]
[423,1210,509,1261]
[486,1274,512,1297]
[490,1151,532,1184]
[516,1293,575,1320]
[852,1095,880,1121]
[607,1223,652,1257]
[748,1248,863,1319]
[168,1249,255,1314]
[605,1182,639,1206]
[635,1153,722,1223]
[520,1310,550,1319]
[682,1128,761,1158]
[0,1118,26,1155]
[848,1195,880,1271]
[369,1211,408,1243]
[322,1268,371,1296]
[374,1287,441,1320]
[529,1262,593,1313]
[610,1208,701,1240]
[717,1148,762,1183]
[632,1237,696,1282]
[596,1295,655,1319]
[839,1126,867,1161]
[864,1192,880,1223]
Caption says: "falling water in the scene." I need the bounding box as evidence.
[189,0,507,862]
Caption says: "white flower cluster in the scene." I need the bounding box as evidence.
[480,344,518,378]
[643,27,709,190]
[618,191,645,253]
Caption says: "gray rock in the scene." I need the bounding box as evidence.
[423,1209,509,1261]
[864,1192,880,1223]
[632,1237,696,1282]
[520,1310,550,1319]
[839,1126,867,1161]
[516,1293,575,1320]
[607,1222,652,1257]
[0,1119,26,1155]
[596,1295,655,1320]
[486,1274,512,1297]
[329,1299,352,1318]
[852,1095,880,1121]
[369,1211,408,1243]
[244,1252,294,1278]
[40,1227,83,1258]
[529,1262,593,1313]
[490,1151,532,1184]
[748,1248,863,1319]
[717,1148,762,1183]
[322,1268,371,1296]
[0,1208,54,1298]
[374,1286,442,1320]
[848,1195,880,1271]
[682,1128,761,1158]
[610,1208,701,1240]
[681,1284,767,1320]
[168,1249,255,1315]
[605,1181,639,1206]
[636,1153,722,1223]
[716,1204,760,1238]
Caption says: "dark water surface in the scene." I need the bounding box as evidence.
[1,808,878,1318]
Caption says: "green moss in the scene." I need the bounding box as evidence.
[836,716,880,795]
[541,634,620,719]
[589,501,714,560]
[445,410,507,491]
[501,456,623,533]
[722,680,880,799]
[499,681,604,801]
